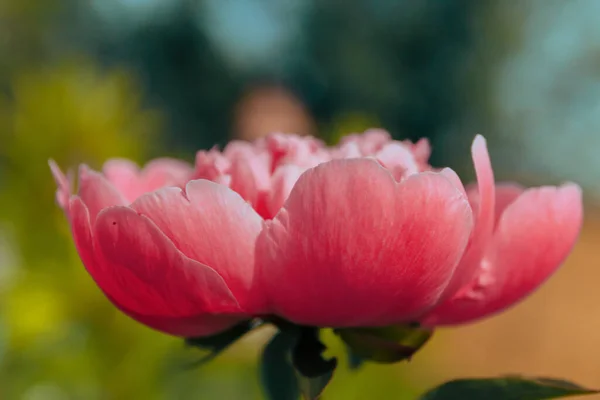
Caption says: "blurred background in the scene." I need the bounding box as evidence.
[1,0,600,398]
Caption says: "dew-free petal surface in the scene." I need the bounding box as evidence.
[256,158,473,327]
[130,180,263,303]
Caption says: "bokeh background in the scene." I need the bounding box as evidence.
[1,0,600,398]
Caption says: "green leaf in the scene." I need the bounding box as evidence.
[260,331,300,400]
[185,320,260,365]
[335,323,433,363]
[292,328,337,400]
[296,369,335,400]
[420,376,599,400]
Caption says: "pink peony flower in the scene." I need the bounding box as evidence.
[51,131,583,337]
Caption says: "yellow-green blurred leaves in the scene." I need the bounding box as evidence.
[0,58,171,398]
[3,58,159,171]
[0,59,161,259]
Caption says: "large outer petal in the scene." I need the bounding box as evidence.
[129,180,263,304]
[94,206,246,334]
[423,183,582,326]
[438,135,496,299]
[69,198,243,336]
[255,159,473,327]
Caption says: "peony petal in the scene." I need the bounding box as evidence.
[340,129,392,154]
[267,164,305,218]
[102,159,141,202]
[106,295,245,337]
[69,197,110,289]
[78,165,127,223]
[104,158,193,202]
[424,183,583,326]
[375,143,419,180]
[195,149,231,182]
[266,133,328,169]
[94,206,242,317]
[136,158,193,194]
[408,137,431,166]
[70,199,243,337]
[49,160,72,212]
[438,168,468,199]
[129,180,263,303]
[229,156,260,206]
[331,141,362,158]
[255,159,473,327]
[142,158,193,184]
[493,182,525,226]
[229,156,270,215]
[439,135,496,299]
[224,140,272,215]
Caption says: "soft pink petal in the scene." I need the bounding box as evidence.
[49,160,72,212]
[101,159,141,201]
[70,198,243,337]
[110,299,245,337]
[468,182,525,229]
[78,166,127,224]
[225,141,272,200]
[438,168,468,199]
[266,133,328,169]
[493,182,525,226]
[223,139,265,159]
[439,135,496,299]
[94,207,243,316]
[195,149,231,181]
[424,183,583,326]
[267,165,305,218]
[129,180,263,304]
[138,158,193,190]
[331,141,362,158]
[408,137,432,166]
[340,129,392,154]
[229,157,270,212]
[104,158,193,202]
[229,156,260,206]
[375,142,419,180]
[255,159,473,327]
[228,152,272,218]
[69,197,111,289]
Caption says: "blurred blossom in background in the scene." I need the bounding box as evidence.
[1,0,600,398]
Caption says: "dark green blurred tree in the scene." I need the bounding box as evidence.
[74,0,484,162]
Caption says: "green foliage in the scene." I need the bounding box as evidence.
[260,331,300,400]
[336,324,433,364]
[186,320,260,365]
[292,328,337,400]
[421,376,599,400]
